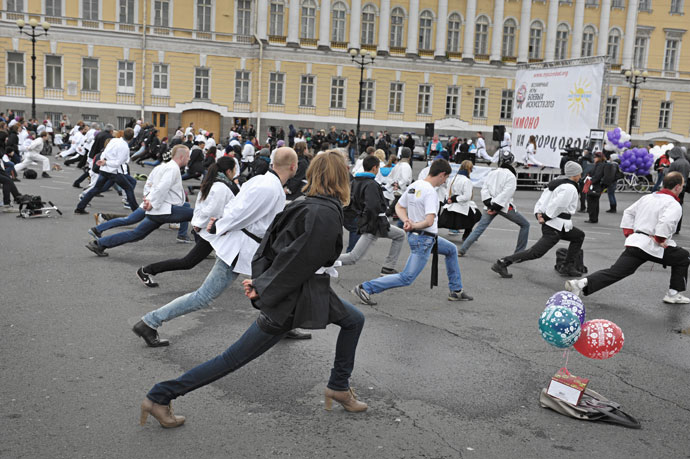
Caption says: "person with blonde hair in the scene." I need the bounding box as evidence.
[140,150,368,428]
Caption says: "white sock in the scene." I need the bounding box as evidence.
[668,289,678,296]
[578,278,588,288]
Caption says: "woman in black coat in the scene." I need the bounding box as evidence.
[140,150,367,428]
[585,152,606,223]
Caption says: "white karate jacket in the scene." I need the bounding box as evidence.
[621,192,682,258]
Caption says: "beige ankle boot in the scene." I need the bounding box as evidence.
[140,398,185,428]
[324,387,368,412]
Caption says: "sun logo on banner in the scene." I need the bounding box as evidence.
[568,78,592,115]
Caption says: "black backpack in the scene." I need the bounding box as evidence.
[23,169,38,179]
[555,247,588,274]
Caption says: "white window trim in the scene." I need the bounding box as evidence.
[151,62,169,96]
[6,50,25,87]
[193,0,216,33]
[418,9,436,51]
[330,77,347,109]
[78,0,103,23]
[269,0,286,37]
[500,89,514,120]
[5,0,27,18]
[44,54,63,89]
[117,60,135,94]
[150,0,173,28]
[81,57,99,91]
[194,67,211,100]
[445,85,461,117]
[269,72,285,105]
[235,70,252,104]
[234,0,254,36]
[670,0,685,14]
[42,0,67,20]
[389,81,405,113]
[473,88,488,119]
[659,101,673,130]
[362,79,375,111]
[605,96,619,126]
[633,35,650,69]
[117,0,138,26]
[299,74,316,107]
[417,84,433,115]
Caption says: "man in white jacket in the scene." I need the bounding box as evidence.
[566,171,690,304]
[383,147,413,202]
[492,161,585,278]
[14,131,51,178]
[459,151,530,256]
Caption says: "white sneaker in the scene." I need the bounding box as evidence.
[169,223,180,230]
[565,279,585,297]
[663,293,690,304]
[1,204,19,213]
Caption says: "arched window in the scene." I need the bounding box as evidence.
[390,7,405,48]
[300,0,316,39]
[419,10,433,50]
[269,0,284,36]
[361,4,376,45]
[474,15,489,55]
[502,18,516,57]
[529,21,543,59]
[607,28,621,63]
[555,23,569,60]
[447,13,462,53]
[581,25,595,57]
[331,2,346,42]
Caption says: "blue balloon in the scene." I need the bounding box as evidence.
[624,141,632,148]
[622,160,631,168]
[545,291,586,325]
[539,305,582,348]
[614,127,621,134]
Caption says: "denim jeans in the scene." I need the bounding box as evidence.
[362,233,462,294]
[460,207,530,254]
[76,171,138,211]
[143,257,239,329]
[146,298,364,405]
[343,217,362,253]
[142,159,161,167]
[607,186,616,208]
[97,204,193,249]
[96,204,189,238]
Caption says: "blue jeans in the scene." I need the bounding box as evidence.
[96,205,189,238]
[460,207,530,254]
[97,204,193,249]
[146,298,364,405]
[76,171,138,211]
[343,217,362,253]
[142,159,161,167]
[143,257,238,329]
[652,171,665,192]
[607,185,616,208]
[348,147,356,164]
[362,233,462,294]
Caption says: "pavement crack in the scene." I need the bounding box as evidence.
[600,368,690,413]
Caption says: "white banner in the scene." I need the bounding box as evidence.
[512,62,605,168]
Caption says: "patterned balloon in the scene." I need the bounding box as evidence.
[538,305,582,348]
[573,319,624,360]
[546,291,585,325]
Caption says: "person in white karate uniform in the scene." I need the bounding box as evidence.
[14,131,51,177]
[475,132,492,163]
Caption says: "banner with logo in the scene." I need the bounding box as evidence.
[512,62,605,168]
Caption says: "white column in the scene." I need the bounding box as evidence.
[570,0,585,58]
[406,0,420,55]
[256,0,268,40]
[621,0,638,69]
[489,0,504,62]
[462,0,477,60]
[597,0,612,56]
[318,0,331,48]
[287,0,300,46]
[349,0,362,49]
[378,0,391,53]
[516,0,532,63]
[544,0,559,61]
[434,0,449,59]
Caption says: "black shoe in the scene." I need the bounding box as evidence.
[88,226,102,239]
[491,259,513,278]
[578,208,587,213]
[72,183,82,188]
[74,208,89,215]
[136,267,159,288]
[380,267,399,276]
[132,320,170,347]
[285,329,312,340]
[605,209,617,213]
[558,265,583,277]
[42,172,51,178]
[12,177,20,182]
[584,220,597,223]
[85,240,108,257]
[352,284,377,306]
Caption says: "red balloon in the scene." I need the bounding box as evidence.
[573,319,624,360]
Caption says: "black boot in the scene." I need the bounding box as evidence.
[285,329,312,340]
[558,264,582,278]
[132,320,170,347]
[491,259,513,278]
[606,206,617,213]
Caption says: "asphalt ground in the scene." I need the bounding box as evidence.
[1,158,690,458]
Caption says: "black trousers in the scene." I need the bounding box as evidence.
[586,192,601,222]
[504,224,585,266]
[0,169,21,205]
[585,246,690,295]
[677,191,685,234]
[144,237,213,275]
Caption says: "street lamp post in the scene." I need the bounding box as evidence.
[624,68,648,135]
[349,48,376,155]
[16,19,50,121]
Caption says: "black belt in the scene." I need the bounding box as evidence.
[411,230,439,288]
[242,228,263,244]
[557,213,571,220]
[411,230,438,238]
[635,230,651,236]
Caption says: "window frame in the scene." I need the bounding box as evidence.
[268,72,285,105]
[500,89,514,120]
[7,51,25,87]
[389,82,404,113]
[45,54,62,89]
[330,77,346,109]
[300,0,317,39]
[331,1,347,42]
[417,84,432,115]
[447,13,462,54]
[194,67,210,100]
[607,29,621,64]
[235,70,251,103]
[555,23,569,60]
[663,38,680,72]
[269,0,285,36]
[153,0,170,27]
[82,0,99,21]
[119,0,135,24]
[46,0,63,17]
[604,96,619,126]
[418,10,434,51]
[152,62,169,96]
[581,25,596,57]
[445,86,460,117]
[502,18,516,57]
[299,74,315,107]
[81,57,99,91]
[473,88,488,119]
[390,7,405,48]
[117,60,135,93]
[236,0,252,35]
[658,101,672,130]
[361,4,377,46]
[529,21,543,59]
[361,79,375,111]
[196,0,213,32]
[474,15,489,55]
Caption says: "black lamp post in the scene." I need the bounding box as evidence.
[349,48,376,154]
[16,18,50,121]
[624,68,648,135]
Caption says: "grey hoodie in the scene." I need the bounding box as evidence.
[668,146,690,181]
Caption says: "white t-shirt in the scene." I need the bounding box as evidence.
[398,179,439,234]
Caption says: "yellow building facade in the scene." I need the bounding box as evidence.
[0,0,688,144]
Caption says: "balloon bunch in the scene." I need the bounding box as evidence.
[620,147,653,176]
[604,127,632,152]
[649,143,675,161]
[539,291,624,359]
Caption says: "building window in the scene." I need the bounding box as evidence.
[270,0,284,36]
[235,70,251,103]
[419,10,433,50]
[581,26,595,57]
[300,0,316,39]
[390,7,405,48]
[417,84,432,115]
[299,75,314,106]
[46,0,62,16]
[236,0,252,35]
[446,86,460,116]
[500,89,514,120]
[633,36,648,68]
[194,67,210,99]
[630,99,640,127]
[152,63,169,94]
[474,16,489,55]
[120,0,135,24]
[7,52,24,87]
[664,39,679,72]
[117,116,130,130]
[7,0,24,12]
[82,58,98,91]
[361,5,376,45]
[659,101,672,129]
[362,80,374,111]
[502,19,516,57]
[269,72,284,104]
[639,0,651,11]
[529,22,543,59]
[332,2,346,42]
[83,0,98,20]
[389,82,404,113]
[82,114,100,125]
[154,0,169,27]
[197,0,212,31]
[604,97,618,125]
[330,77,346,109]
[117,60,135,93]
[607,29,621,63]
[473,88,487,118]
[670,0,683,13]
[612,0,624,5]
[45,55,62,88]
[46,112,62,127]
[555,24,569,60]
[585,0,598,5]
[447,13,462,53]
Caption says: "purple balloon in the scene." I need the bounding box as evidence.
[607,131,614,140]
[622,160,631,168]
[546,291,586,325]
[624,141,632,148]
[615,127,621,134]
